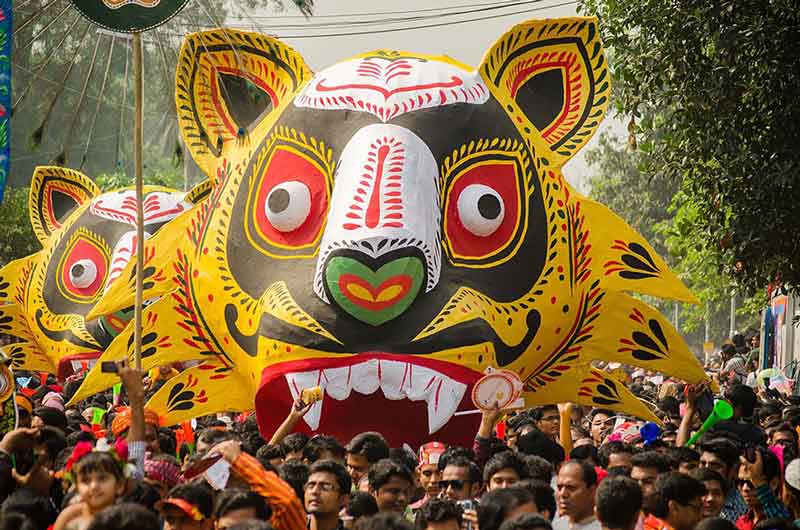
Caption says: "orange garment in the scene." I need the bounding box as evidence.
[643,514,675,530]
[232,452,306,530]
[111,406,160,437]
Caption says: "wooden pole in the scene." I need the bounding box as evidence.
[133,32,144,371]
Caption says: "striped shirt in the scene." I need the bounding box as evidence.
[232,452,306,530]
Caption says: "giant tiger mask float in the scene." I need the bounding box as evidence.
[73,17,708,446]
[0,167,210,378]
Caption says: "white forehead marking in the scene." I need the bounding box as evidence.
[295,55,489,122]
[90,190,191,226]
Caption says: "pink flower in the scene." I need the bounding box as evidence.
[114,438,129,462]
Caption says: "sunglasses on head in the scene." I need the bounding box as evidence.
[438,479,469,490]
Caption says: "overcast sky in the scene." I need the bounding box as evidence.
[219,0,624,192]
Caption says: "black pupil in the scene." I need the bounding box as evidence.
[71,263,85,277]
[477,193,501,220]
[268,188,291,214]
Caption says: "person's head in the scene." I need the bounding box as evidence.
[725,384,758,420]
[738,447,782,510]
[629,451,671,508]
[195,428,235,455]
[594,476,642,530]
[497,514,553,530]
[439,457,482,501]
[417,442,446,500]
[694,518,737,530]
[699,438,742,483]
[256,444,285,469]
[278,460,310,503]
[1,487,58,529]
[341,491,379,530]
[758,403,782,427]
[590,409,615,444]
[521,455,554,483]
[305,459,352,519]
[531,405,560,439]
[282,432,310,461]
[32,406,68,432]
[517,479,556,521]
[214,489,270,530]
[569,445,599,467]
[304,435,346,464]
[556,461,597,523]
[484,451,529,491]
[648,472,706,530]
[367,458,413,513]
[346,432,390,485]
[479,486,537,530]
[598,441,635,472]
[516,430,565,468]
[414,498,462,530]
[86,503,160,530]
[71,447,127,513]
[770,422,798,449]
[34,426,67,470]
[689,467,726,519]
[668,447,700,475]
[353,512,413,530]
[157,481,215,530]
[507,415,537,449]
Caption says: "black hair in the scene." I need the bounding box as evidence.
[569,444,599,465]
[649,472,706,519]
[560,460,597,488]
[667,446,699,466]
[354,513,413,530]
[758,403,782,422]
[630,451,672,474]
[522,454,553,482]
[699,438,743,467]
[282,432,310,455]
[33,407,68,432]
[414,498,462,530]
[598,441,635,468]
[196,428,235,451]
[507,411,535,431]
[517,479,556,518]
[158,428,177,457]
[438,446,476,471]
[695,517,737,530]
[257,444,286,466]
[121,481,162,511]
[478,486,535,530]
[74,451,124,482]
[484,451,529,484]
[595,476,642,530]
[214,488,271,520]
[726,384,758,418]
[756,446,782,481]
[530,405,558,421]
[497,514,553,530]
[689,467,728,492]
[442,456,482,484]
[346,491,379,518]
[516,430,565,464]
[303,435,345,463]
[346,432,390,463]
[590,408,615,420]
[279,460,310,503]
[1,488,58,529]
[0,512,38,530]
[225,522,275,530]
[166,480,215,519]
[86,503,159,530]
[389,447,418,476]
[37,426,67,461]
[309,459,352,493]
[753,519,797,530]
[367,458,413,492]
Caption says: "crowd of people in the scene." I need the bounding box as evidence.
[0,332,798,530]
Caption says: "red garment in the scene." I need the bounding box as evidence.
[735,512,756,530]
[643,514,675,530]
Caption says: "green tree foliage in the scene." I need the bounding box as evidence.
[579,0,800,294]
[0,187,39,267]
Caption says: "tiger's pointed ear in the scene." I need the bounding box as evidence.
[29,166,100,243]
[176,29,313,180]
[479,17,610,166]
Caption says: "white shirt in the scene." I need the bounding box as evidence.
[552,515,602,530]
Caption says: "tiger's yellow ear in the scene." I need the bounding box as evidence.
[29,166,99,243]
[479,17,610,166]
[176,29,313,181]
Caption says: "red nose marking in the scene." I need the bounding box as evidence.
[365,145,391,229]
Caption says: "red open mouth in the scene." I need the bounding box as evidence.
[57,352,100,380]
[255,352,485,447]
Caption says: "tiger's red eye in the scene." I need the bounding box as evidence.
[58,235,109,302]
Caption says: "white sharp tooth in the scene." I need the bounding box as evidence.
[351,360,379,395]
[284,370,324,430]
[71,360,82,372]
[425,375,467,434]
[405,364,439,401]
[322,366,352,401]
[378,360,407,400]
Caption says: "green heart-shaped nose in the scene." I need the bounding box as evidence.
[325,256,424,326]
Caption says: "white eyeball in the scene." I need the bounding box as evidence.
[70,259,98,289]
[456,184,505,236]
[265,181,312,233]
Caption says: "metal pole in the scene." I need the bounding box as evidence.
[729,290,736,339]
[133,32,144,371]
[704,302,711,344]
[673,302,679,331]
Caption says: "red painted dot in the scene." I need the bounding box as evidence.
[286,346,292,353]
[248,319,253,327]
[561,224,567,231]
[557,200,564,207]
[550,297,557,304]
[457,355,463,360]
[557,266,564,273]
[203,248,209,255]
[555,328,561,334]
[208,294,214,302]
[192,270,199,278]
[223,336,230,345]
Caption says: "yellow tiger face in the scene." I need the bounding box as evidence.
[75,18,707,446]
